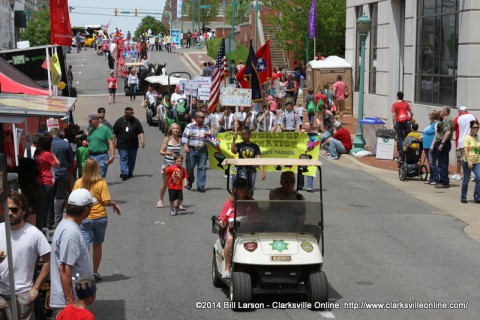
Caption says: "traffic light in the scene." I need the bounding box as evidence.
[114,8,117,16]
[134,8,138,16]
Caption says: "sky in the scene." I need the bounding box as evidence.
[68,0,168,35]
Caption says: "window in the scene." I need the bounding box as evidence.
[354,6,363,92]
[416,0,459,106]
[368,3,378,94]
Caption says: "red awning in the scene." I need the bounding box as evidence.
[0,72,50,96]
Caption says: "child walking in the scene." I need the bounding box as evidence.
[56,275,96,319]
[165,154,188,215]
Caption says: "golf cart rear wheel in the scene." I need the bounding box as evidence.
[307,271,328,308]
[229,272,252,309]
[420,165,428,181]
[399,165,407,181]
[212,254,223,288]
[158,116,163,131]
[146,109,152,126]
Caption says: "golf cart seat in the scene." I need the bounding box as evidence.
[211,215,226,247]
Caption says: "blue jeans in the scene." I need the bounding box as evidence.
[461,161,480,201]
[129,84,137,98]
[41,184,54,229]
[80,217,108,246]
[435,140,451,185]
[395,121,411,153]
[50,176,68,229]
[232,169,257,195]
[89,153,109,178]
[329,138,347,159]
[425,149,438,183]
[321,131,332,150]
[186,147,208,188]
[119,148,138,176]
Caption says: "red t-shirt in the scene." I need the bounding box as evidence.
[107,76,117,89]
[56,304,95,320]
[314,92,327,108]
[333,81,346,100]
[36,151,55,186]
[333,128,352,152]
[165,165,188,190]
[391,101,412,123]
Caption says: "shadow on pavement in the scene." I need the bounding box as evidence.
[90,300,126,320]
[98,273,132,283]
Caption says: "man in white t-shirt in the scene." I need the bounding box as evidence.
[0,192,51,319]
[145,85,161,119]
[452,106,477,180]
[170,85,186,117]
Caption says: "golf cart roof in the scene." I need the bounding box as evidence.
[222,158,323,167]
[145,74,189,86]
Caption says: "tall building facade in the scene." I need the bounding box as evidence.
[345,0,479,126]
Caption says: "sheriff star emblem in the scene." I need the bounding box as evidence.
[270,240,289,253]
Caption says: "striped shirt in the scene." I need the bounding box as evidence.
[182,123,211,148]
[163,140,182,168]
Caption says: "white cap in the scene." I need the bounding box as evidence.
[458,106,468,112]
[68,189,97,206]
[334,120,342,128]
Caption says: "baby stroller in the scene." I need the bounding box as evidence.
[398,136,429,181]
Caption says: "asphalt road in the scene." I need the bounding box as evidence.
[66,49,480,320]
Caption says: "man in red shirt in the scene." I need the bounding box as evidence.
[321,121,352,160]
[391,91,414,155]
[332,75,347,121]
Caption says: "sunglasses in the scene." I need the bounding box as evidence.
[197,116,205,119]
[472,126,479,129]
[9,207,20,213]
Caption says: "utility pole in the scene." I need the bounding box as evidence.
[228,0,236,63]
[254,0,259,51]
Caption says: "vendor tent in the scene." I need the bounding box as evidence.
[0,57,49,96]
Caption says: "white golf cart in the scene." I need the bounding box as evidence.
[211,158,328,310]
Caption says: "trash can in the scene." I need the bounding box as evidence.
[376,129,396,160]
[359,117,385,154]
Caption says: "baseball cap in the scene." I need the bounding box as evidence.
[68,188,97,206]
[334,120,342,128]
[74,274,97,299]
[49,127,60,135]
[88,113,100,121]
[458,106,468,112]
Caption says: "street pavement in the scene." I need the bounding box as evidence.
[65,48,480,319]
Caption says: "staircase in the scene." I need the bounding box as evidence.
[262,25,289,70]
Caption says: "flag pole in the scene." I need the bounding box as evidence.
[46,47,52,96]
[313,37,316,61]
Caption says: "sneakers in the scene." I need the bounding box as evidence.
[152,115,159,121]
[156,200,164,208]
[186,183,192,190]
[222,270,231,279]
[429,182,437,185]
[435,184,450,188]
[197,187,205,193]
[178,205,186,211]
[170,208,177,216]
[93,273,102,282]
[306,188,314,193]
[472,174,476,182]
[461,199,468,204]
[327,156,338,160]
[450,173,462,180]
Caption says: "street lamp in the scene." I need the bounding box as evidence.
[350,14,372,154]
[197,0,202,49]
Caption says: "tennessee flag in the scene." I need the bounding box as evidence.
[255,39,272,84]
[243,40,263,102]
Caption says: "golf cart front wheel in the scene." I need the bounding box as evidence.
[229,272,252,310]
[212,254,223,288]
[420,165,428,181]
[399,165,407,181]
[307,271,328,309]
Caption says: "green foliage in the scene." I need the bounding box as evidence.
[19,9,51,46]
[266,0,346,60]
[225,1,250,25]
[134,16,167,40]
[206,38,248,65]
[182,0,220,31]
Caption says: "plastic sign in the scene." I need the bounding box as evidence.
[220,88,251,106]
[183,80,198,96]
[198,87,210,101]
[194,77,211,87]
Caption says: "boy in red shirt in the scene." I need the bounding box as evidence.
[56,275,96,320]
[165,154,188,215]
[321,121,352,160]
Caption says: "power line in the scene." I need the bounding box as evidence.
[70,6,165,11]
[70,12,165,18]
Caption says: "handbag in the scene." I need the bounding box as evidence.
[141,99,148,108]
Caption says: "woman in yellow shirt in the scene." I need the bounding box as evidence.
[73,158,122,281]
[461,120,480,204]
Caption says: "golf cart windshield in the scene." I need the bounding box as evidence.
[234,200,321,236]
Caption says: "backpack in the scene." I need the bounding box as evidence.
[397,108,409,123]
[307,100,315,115]
[323,89,333,110]
[315,99,324,113]
[176,99,188,122]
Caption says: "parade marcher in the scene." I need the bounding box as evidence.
[321,121,352,160]
[34,134,60,229]
[231,127,265,195]
[279,102,302,132]
[257,104,277,132]
[50,127,74,229]
[452,106,477,180]
[423,111,441,185]
[218,106,234,132]
[332,74,348,122]
[284,73,296,105]
[432,106,453,188]
[128,69,139,101]
[49,189,95,317]
[302,122,318,192]
[165,154,189,216]
[112,107,145,180]
[87,113,115,178]
[391,91,414,156]
[107,71,117,104]
[73,159,121,282]
[182,112,211,192]
[305,89,315,125]
[158,123,182,208]
[461,120,480,203]
[269,171,305,200]
[0,192,51,320]
[212,105,224,133]
[242,106,257,132]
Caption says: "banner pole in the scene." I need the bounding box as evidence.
[46,47,52,96]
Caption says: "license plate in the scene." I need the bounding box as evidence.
[271,255,291,262]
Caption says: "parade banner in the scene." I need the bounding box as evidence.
[206,132,320,176]
[49,0,72,46]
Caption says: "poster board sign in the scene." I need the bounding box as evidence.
[46,118,60,131]
[198,87,210,101]
[220,88,251,106]
[184,80,198,96]
[194,77,211,87]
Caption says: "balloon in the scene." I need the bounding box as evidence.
[57,82,66,90]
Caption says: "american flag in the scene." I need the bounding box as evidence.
[208,38,227,113]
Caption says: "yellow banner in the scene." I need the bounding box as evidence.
[206,132,320,176]
[50,53,62,85]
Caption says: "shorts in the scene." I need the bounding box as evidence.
[456,148,464,161]
[336,99,345,113]
[80,217,108,246]
[108,88,117,94]
[0,292,34,320]
[168,189,183,202]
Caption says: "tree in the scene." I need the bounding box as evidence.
[134,16,167,40]
[265,0,346,60]
[19,9,51,46]
[183,0,221,31]
[225,1,250,25]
